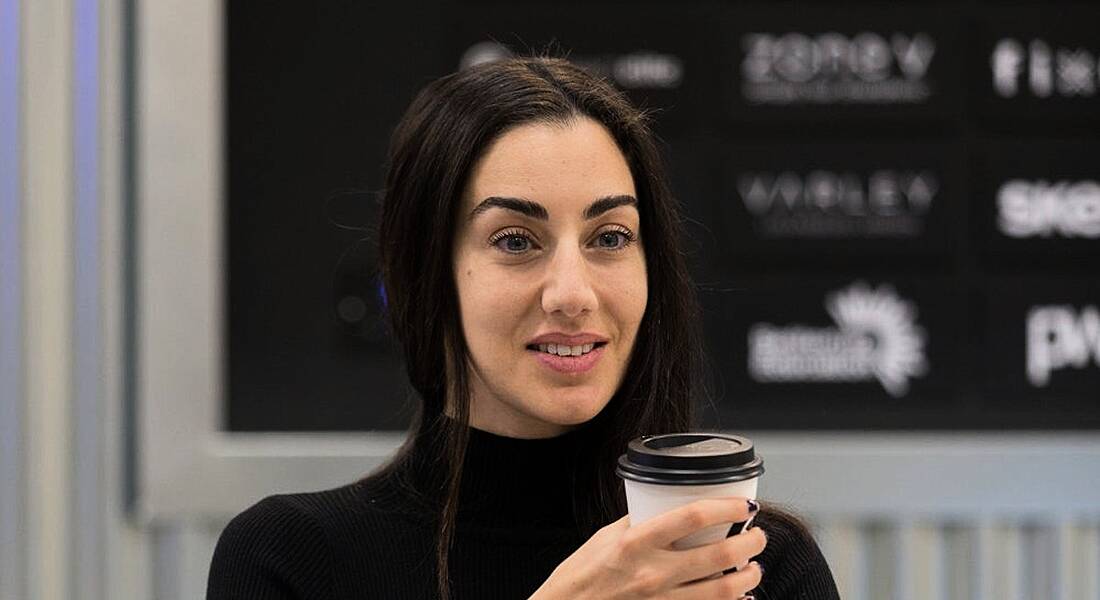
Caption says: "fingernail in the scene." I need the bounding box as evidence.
[755,562,765,577]
[747,499,760,513]
[758,527,768,544]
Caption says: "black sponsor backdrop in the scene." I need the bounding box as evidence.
[974,5,1100,127]
[226,1,1100,432]
[976,139,1100,267]
[719,141,960,261]
[720,5,966,124]
[444,4,715,138]
[982,277,1100,425]
[700,277,961,429]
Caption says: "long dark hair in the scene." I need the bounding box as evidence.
[374,56,704,599]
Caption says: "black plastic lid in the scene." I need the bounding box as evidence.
[616,433,764,486]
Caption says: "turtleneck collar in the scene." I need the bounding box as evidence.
[401,419,594,531]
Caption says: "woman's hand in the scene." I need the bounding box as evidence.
[530,498,767,600]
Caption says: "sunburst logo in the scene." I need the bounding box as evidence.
[826,282,928,396]
[748,281,928,397]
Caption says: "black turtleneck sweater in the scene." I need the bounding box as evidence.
[207,425,839,599]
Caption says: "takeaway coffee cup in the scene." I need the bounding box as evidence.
[616,433,764,551]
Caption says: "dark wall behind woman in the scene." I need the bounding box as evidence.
[225,1,1100,433]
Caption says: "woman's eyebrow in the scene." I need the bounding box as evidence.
[584,195,637,220]
[469,196,549,221]
[468,194,638,221]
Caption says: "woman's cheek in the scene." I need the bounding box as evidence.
[470,271,528,325]
[603,259,647,307]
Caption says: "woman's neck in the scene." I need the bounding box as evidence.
[401,417,592,530]
[445,404,582,440]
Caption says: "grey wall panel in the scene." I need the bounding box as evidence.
[73,0,105,597]
[0,0,23,596]
[23,0,74,598]
[140,517,1100,600]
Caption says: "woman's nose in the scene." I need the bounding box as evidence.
[540,245,598,318]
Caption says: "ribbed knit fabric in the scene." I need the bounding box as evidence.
[207,424,839,599]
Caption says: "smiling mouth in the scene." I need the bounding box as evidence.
[525,341,608,357]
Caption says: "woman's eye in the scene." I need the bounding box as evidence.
[491,232,533,254]
[594,229,634,250]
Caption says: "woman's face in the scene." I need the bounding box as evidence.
[452,117,647,439]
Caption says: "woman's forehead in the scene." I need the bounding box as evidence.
[462,118,636,217]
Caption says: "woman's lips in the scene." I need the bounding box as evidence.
[530,344,605,374]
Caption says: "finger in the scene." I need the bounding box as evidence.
[673,526,767,584]
[728,511,759,537]
[664,561,763,600]
[608,514,631,531]
[633,497,760,549]
[595,514,631,542]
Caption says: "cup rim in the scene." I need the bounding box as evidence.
[616,432,765,485]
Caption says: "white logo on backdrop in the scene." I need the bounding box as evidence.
[740,32,936,104]
[737,169,937,238]
[459,43,684,90]
[1027,305,1100,386]
[992,38,1099,98]
[998,179,1100,239]
[748,282,928,397]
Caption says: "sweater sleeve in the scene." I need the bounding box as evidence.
[206,495,337,600]
[752,510,841,600]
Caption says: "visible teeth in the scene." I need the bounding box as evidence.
[534,342,598,357]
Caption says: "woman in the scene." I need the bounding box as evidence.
[208,57,839,600]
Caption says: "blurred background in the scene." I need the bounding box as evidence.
[2,0,1099,599]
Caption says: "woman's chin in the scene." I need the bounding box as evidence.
[533,390,611,426]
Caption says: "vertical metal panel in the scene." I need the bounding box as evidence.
[152,523,220,600]
[0,0,23,596]
[1060,521,1100,600]
[1054,522,1073,600]
[100,0,153,596]
[989,524,1025,600]
[865,522,895,600]
[808,520,1100,600]
[181,523,221,599]
[23,0,74,598]
[1085,522,1100,600]
[72,0,103,598]
[1024,523,1057,600]
[151,525,181,600]
[945,523,978,600]
[973,523,995,600]
[817,520,867,600]
[138,518,1100,599]
[895,522,944,600]
[892,523,910,600]
[123,468,1100,599]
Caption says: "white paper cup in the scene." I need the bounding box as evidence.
[617,433,764,551]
